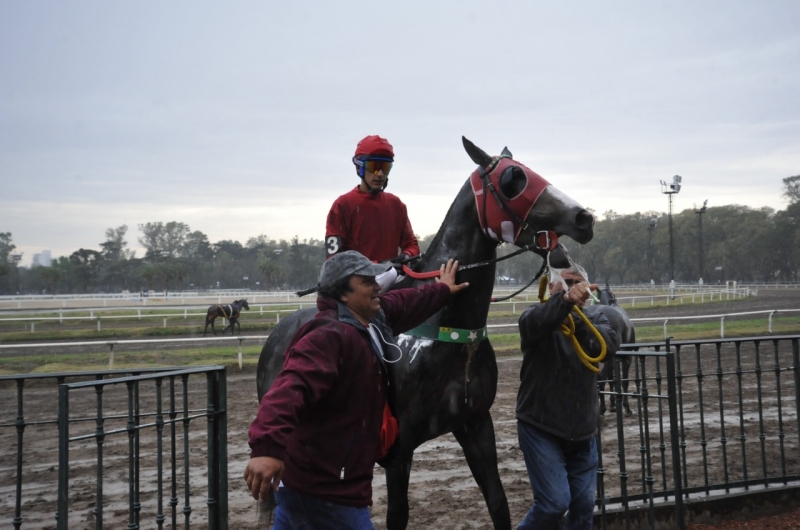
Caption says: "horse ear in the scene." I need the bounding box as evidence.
[462,136,493,167]
[501,146,513,158]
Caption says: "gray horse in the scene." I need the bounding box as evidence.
[585,285,635,415]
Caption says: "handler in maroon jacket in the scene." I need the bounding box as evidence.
[245,251,468,529]
[325,135,420,265]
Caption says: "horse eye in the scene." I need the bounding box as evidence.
[498,166,527,199]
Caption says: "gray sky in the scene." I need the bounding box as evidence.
[2,1,799,266]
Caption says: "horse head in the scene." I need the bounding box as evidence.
[240,299,250,311]
[462,136,594,268]
[599,283,617,306]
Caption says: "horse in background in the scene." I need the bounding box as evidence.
[203,299,250,336]
[257,136,595,530]
[585,284,635,415]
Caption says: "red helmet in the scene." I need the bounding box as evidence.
[354,135,394,158]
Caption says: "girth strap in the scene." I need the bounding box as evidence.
[404,323,488,344]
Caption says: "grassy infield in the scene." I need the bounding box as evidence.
[1,299,799,376]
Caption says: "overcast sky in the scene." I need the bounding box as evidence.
[2,1,799,266]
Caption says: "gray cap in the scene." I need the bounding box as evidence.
[319,250,391,290]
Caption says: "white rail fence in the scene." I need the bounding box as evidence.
[0,288,763,334]
[488,309,800,339]
[0,282,765,310]
[0,335,270,370]
[3,310,799,371]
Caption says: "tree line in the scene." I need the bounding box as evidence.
[496,175,800,286]
[2,177,798,295]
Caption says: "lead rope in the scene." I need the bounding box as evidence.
[537,275,607,373]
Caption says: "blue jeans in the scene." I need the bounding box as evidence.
[273,487,375,530]
[517,422,598,530]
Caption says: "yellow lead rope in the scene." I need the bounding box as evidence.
[538,275,607,373]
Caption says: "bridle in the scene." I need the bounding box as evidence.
[402,155,560,286]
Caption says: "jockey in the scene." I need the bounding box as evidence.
[325,135,421,292]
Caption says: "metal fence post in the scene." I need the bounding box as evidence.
[665,339,686,530]
[57,384,69,530]
[793,338,800,454]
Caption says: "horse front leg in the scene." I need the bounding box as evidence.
[452,411,511,530]
[384,457,413,530]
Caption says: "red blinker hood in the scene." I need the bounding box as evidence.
[470,157,550,244]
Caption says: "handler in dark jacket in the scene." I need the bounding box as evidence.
[244,250,468,529]
[516,264,619,530]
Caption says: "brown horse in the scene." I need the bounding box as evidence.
[203,299,250,336]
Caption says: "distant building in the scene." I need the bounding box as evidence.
[32,250,52,268]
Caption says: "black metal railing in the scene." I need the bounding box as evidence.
[0,365,227,530]
[596,335,800,529]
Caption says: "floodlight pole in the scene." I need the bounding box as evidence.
[647,218,657,282]
[660,175,682,299]
[695,200,708,283]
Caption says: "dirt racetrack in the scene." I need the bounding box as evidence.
[1,287,800,529]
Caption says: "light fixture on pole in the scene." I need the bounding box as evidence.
[695,199,708,285]
[660,175,682,299]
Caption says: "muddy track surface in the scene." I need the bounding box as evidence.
[4,354,800,529]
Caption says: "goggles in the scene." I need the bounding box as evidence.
[354,156,393,176]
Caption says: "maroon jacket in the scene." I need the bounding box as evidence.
[248,282,450,507]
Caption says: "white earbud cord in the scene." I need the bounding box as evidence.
[370,323,404,364]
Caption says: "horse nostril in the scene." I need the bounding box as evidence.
[575,210,595,229]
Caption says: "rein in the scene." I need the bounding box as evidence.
[400,242,548,280]
[490,261,546,303]
[537,275,608,373]
[404,258,547,345]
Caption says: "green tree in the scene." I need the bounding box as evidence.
[258,256,283,289]
[783,175,800,204]
[68,248,103,292]
[138,221,191,259]
[100,225,131,261]
[183,230,214,260]
[0,232,16,281]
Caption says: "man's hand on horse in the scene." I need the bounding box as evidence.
[436,259,469,294]
[244,456,284,501]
